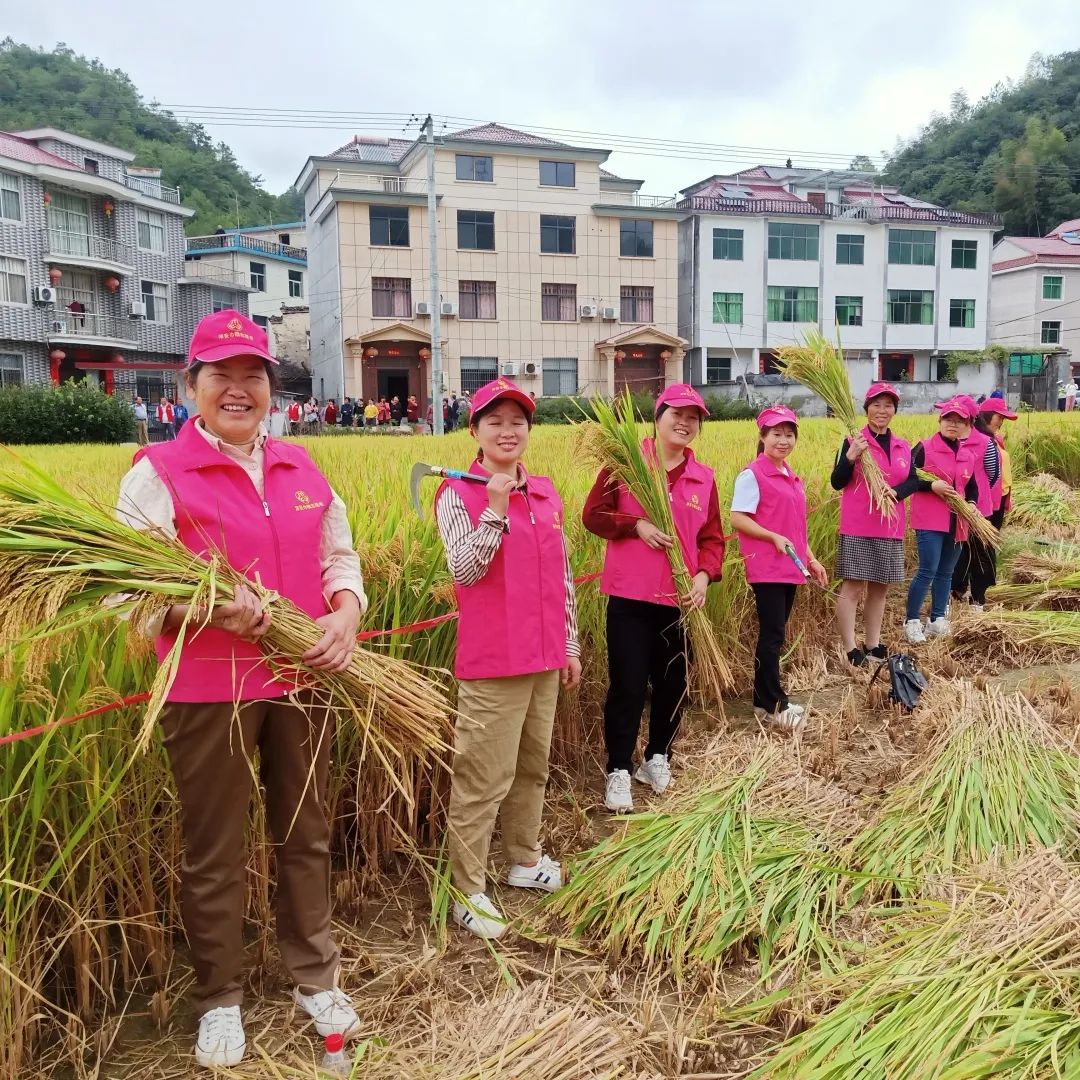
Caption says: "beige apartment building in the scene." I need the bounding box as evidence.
[296,124,683,407]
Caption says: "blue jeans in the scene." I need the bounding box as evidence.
[906,529,961,621]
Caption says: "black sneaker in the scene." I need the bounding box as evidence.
[865,644,888,661]
[846,647,868,667]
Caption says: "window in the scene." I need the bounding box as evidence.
[880,354,913,382]
[460,356,498,393]
[951,238,978,269]
[0,172,21,221]
[620,219,653,257]
[0,352,23,387]
[711,291,743,324]
[210,288,235,313]
[541,282,576,321]
[252,315,269,329]
[278,233,290,245]
[1043,274,1063,300]
[0,256,27,304]
[539,160,575,187]
[887,289,935,324]
[370,205,409,247]
[83,157,99,175]
[542,357,578,396]
[888,228,935,265]
[767,222,819,260]
[620,285,654,323]
[455,154,493,182]
[136,207,166,252]
[1009,352,1046,376]
[457,210,495,250]
[712,228,743,260]
[459,280,496,320]
[835,295,863,326]
[372,277,412,317]
[705,350,731,383]
[836,234,864,265]
[540,215,575,254]
[949,298,975,328]
[49,192,91,255]
[140,280,169,323]
[249,261,266,291]
[288,269,303,298]
[1042,320,1062,344]
[767,286,818,322]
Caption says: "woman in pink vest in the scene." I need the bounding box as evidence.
[115,311,366,1069]
[582,384,725,814]
[904,396,980,643]
[831,382,917,666]
[434,378,581,940]
[731,405,828,731]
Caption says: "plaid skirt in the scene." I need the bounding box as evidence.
[836,534,905,584]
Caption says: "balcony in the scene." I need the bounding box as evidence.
[349,174,428,196]
[186,234,307,262]
[44,309,139,345]
[677,195,1001,227]
[596,191,678,209]
[43,229,135,273]
[123,174,182,204]
[180,260,253,289]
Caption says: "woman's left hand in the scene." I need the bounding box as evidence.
[561,656,582,690]
[303,597,361,672]
[808,559,829,588]
[686,570,710,609]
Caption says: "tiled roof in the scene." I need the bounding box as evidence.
[326,136,414,163]
[687,177,803,202]
[0,131,81,171]
[444,122,570,148]
[999,236,1080,258]
[1048,219,1080,237]
[599,167,621,180]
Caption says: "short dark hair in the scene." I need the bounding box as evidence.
[186,358,279,392]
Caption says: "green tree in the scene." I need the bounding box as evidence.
[993,117,1080,234]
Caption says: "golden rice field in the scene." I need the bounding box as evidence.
[2,411,1080,1079]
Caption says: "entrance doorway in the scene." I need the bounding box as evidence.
[378,369,410,406]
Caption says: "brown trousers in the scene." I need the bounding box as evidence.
[449,670,560,895]
[161,696,339,1015]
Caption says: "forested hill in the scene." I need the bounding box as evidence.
[0,40,302,234]
[884,50,1080,236]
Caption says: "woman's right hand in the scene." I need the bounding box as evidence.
[846,432,869,462]
[486,473,518,517]
[208,584,270,642]
[635,519,675,550]
[931,479,958,499]
[771,533,794,555]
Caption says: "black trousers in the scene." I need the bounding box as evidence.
[751,582,797,714]
[952,507,1005,605]
[603,596,688,774]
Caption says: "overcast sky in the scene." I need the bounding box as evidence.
[8,1,1080,197]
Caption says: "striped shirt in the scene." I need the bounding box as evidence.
[435,486,580,658]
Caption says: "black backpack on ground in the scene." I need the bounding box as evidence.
[869,653,928,712]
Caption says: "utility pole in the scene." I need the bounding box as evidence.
[424,115,444,435]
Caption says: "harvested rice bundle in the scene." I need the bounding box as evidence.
[0,463,453,791]
[738,853,1080,1079]
[546,740,856,980]
[775,329,894,519]
[916,468,1000,548]
[846,681,1080,902]
[973,608,1080,648]
[1008,471,1080,535]
[988,565,1080,609]
[1002,546,1080,585]
[580,392,734,702]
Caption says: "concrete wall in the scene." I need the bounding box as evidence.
[306,200,342,400]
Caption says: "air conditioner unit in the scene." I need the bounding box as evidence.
[128,301,146,319]
[523,361,538,376]
[499,361,519,377]
[32,285,57,305]
[415,301,433,316]
[600,306,617,320]
[50,319,65,333]
[440,301,458,317]
[579,304,599,319]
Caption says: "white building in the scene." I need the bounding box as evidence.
[677,166,1001,412]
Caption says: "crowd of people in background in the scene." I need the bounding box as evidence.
[272,391,475,435]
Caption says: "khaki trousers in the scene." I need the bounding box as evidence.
[449,670,560,895]
[135,419,149,446]
[161,696,339,1015]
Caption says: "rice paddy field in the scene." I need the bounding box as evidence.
[3,410,1080,1079]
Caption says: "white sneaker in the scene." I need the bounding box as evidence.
[604,769,634,812]
[293,985,359,1039]
[195,1005,246,1068]
[506,853,562,892]
[904,619,927,644]
[926,617,951,638]
[453,892,507,939]
[634,754,672,794]
[787,702,806,717]
[969,604,984,614]
[768,706,805,733]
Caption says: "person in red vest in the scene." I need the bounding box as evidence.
[157,396,175,440]
[114,310,366,1068]
[406,395,420,423]
[433,378,581,940]
[324,398,337,426]
[730,406,828,732]
[286,399,301,433]
[583,384,724,813]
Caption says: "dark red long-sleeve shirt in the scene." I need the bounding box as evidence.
[582,464,726,581]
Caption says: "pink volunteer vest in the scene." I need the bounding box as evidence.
[440,466,568,681]
[599,441,715,608]
[910,433,977,541]
[963,427,994,516]
[737,455,810,585]
[838,426,911,541]
[136,421,332,702]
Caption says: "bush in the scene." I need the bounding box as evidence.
[0,381,136,444]
[531,391,757,425]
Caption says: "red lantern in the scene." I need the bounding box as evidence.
[103,200,115,217]
[418,347,431,361]
[42,192,52,207]
[49,267,62,286]
[111,353,124,364]
[659,349,673,366]
[104,275,120,293]
[363,347,379,362]
[49,349,65,363]
[614,350,626,366]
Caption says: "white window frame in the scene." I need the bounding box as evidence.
[0,255,28,305]
[542,357,578,396]
[136,207,166,253]
[140,279,170,323]
[0,351,24,387]
[0,172,22,223]
[249,261,266,291]
[288,269,303,298]
[1042,274,1064,301]
[705,350,731,384]
[210,288,235,313]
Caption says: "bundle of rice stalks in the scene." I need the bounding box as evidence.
[845,681,1080,902]
[736,852,1080,1079]
[580,392,734,702]
[1008,471,1080,536]
[988,565,1080,609]
[0,462,452,792]
[972,608,1080,648]
[774,328,894,519]
[915,468,1000,548]
[1002,546,1079,584]
[546,741,857,982]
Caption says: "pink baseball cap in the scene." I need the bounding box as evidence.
[187,309,278,367]
[978,397,1018,420]
[864,382,901,407]
[655,383,710,416]
[756,404,798,431]
[469,377,535,420]
[935,395,978,420]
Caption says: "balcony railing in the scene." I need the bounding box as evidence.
[181,259,251,289]
[677,195,1002,227]
[186,234,307,261]
[596,191,678,209]
[341,174,428,196]
[44,229,135,266]
[45,309,139,342]
[123,174,182,204]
